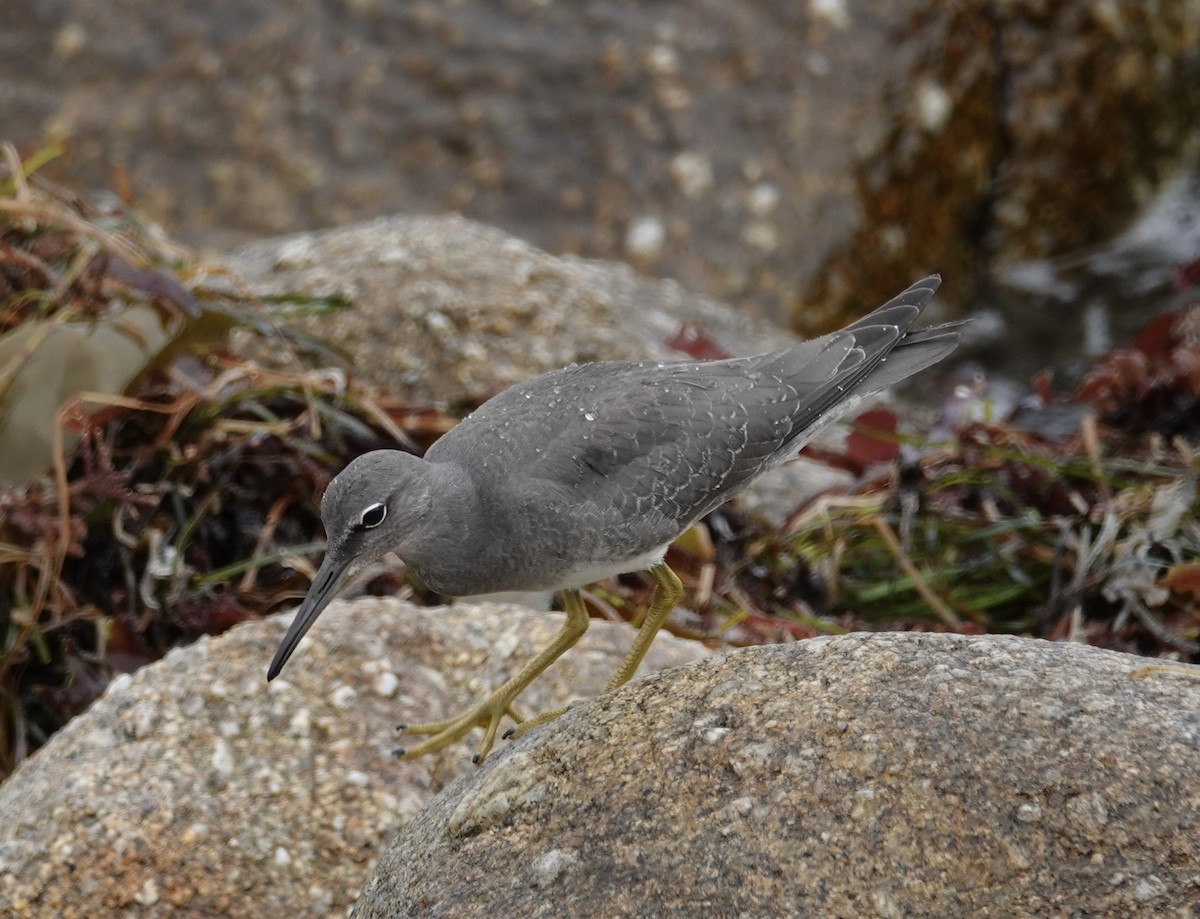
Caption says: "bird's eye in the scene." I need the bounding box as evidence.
[358,503,387,529]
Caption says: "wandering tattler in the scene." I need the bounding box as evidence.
[268,275,962,761]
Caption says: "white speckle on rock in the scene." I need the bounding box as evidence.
[626,216,665,260]
[377,246,412,265]
[1003,838,1032,871]
[289,707,312,736]
[266,677,293,695]
[742,221,777,252]
[460,339,487,361]
[915,78,952,131]
[1015,801,1042,823]
[345,770,370,788]
[670,152,714,198]
[219,719,241,738]
[880,224,907,254]
[212,739,234,776]
[1134,875,1166,902]
[730,742,772,776]
[106,673,133,696]
[127,701,159,739]
[330,684,358,710]
[181,822,210,846]
[646,44,679,76]
[701,726,730,744]
[425,311,452,333]
[780,751,818,776]
[850,786,879,821]
[165,642,198,665]
[809,0,850,29]
[373,671,400,697]
[133,878,159,906]
[871,889,902,918]
[529,847,579,889]
[492,628,521,658]
[748,182,780,216]
[274,236,316,270]
[274,846,292,867]
[305,884,333,911]
[52,21,88,59]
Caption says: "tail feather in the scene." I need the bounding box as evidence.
[850,320,966,394]
[770,276,962,451]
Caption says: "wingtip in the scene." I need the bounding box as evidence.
[912,273,941,293]
[856,274,944,329]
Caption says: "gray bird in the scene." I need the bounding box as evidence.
[268,275,962,761]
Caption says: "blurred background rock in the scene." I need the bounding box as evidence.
[3,0,1198,374]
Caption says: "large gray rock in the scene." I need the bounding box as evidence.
[3,0,1194,325]
[222,213,797,408]
[354,634,1200,918]
[0,600,704,918]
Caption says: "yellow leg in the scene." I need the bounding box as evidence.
[395,588,591,763]
[1129,664,1200,680]
[502,589,590,740]
[507,563,683,742]
[606,563,682,691]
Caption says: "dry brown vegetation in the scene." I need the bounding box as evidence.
[1,145,1197,779]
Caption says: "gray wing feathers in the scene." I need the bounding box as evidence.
[432,275,959,539]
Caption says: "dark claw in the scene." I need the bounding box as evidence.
[392,747,406,757]
[471,753,481,765]
[502,727,516,740]
[396,724,406,731]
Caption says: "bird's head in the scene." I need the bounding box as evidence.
[267,450,433,680]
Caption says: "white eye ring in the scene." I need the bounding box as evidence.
[359,503,387,529]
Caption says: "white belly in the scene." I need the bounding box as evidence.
[546,543,673,591]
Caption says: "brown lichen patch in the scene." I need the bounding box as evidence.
[801,2,1200,331]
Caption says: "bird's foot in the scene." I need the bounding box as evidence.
[394,589,595,764]
[395,701,524,764]
[502,701,579,741]
[1130,664,1200,680]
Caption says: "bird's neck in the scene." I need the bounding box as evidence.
[404,460,489,594]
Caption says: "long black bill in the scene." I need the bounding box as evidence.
[267,554,352,680]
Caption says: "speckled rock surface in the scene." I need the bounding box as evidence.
[222,213,799,407]
[4,0,1195,325]
[0,600,705,918]
[354,634,1200,918]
